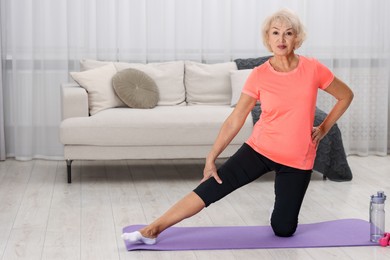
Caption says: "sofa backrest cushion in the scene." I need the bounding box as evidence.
[80,59,109,71]
[230,69,253,107]
[80,59,186,106]
[115,61,185,106]
[70,63,125,115]
[185,61,237,105]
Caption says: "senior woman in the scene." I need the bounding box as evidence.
[122,9,354,245]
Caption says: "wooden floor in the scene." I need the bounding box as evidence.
[0,156,389,260]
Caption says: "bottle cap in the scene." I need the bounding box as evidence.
[371,191,387,203]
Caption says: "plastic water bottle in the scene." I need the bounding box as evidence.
[370,191,386,242]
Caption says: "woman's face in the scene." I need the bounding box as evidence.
[267,20,297,56]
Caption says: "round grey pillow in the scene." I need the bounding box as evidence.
[112,68,159,108]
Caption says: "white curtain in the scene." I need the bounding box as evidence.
[304,1,390,156]
[0,0,389,160]
[0,4,5,161]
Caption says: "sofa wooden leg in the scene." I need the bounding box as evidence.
[66,160,73,183]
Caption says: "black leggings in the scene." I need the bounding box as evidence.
[193,143,312,237]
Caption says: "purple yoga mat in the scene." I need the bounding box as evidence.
[122,219,377,251]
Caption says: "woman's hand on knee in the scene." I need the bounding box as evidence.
[201,161,223,184]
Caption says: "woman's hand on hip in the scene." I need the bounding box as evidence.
[311,126,326,145]
[201,160,222,184]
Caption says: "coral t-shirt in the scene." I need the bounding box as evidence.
[242,56,334,170]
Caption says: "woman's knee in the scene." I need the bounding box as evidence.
[270,219,297,237]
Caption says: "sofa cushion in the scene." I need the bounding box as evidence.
[185,61,237,105]
[112,68,159,109]
[80,59,109,71]
[230,69,252,107]
[234,56,272,70]
[70,63,125,115]
[60,106,253,147]
[115,61,185,106]
[80,59,185,106]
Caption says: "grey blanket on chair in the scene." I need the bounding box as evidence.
[236,57,352,181]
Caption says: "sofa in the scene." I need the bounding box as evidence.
[60,57,352,183]
[60,59,254,183]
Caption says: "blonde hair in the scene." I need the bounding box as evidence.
[261,9,306,52]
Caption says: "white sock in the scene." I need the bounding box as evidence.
[121,231,156,245]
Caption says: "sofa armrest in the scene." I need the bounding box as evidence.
[61,83,89,120]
